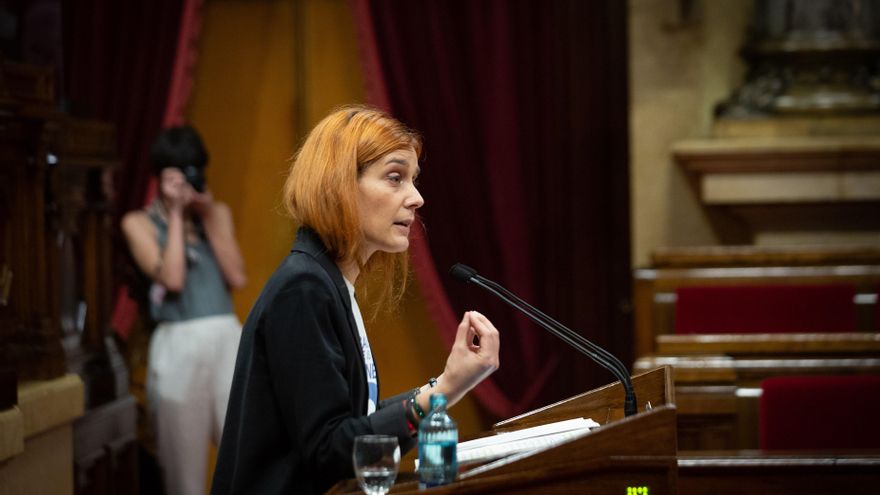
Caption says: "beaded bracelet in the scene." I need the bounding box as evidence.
[404,395,425,437]
[406,390,427,419]
[411,394,426,419]
[401,399,418,436]
[428,377,438,388]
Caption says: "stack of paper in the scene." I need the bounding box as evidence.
[414,417,600,469]
[457,417,600,464]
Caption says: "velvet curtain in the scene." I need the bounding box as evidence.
[353,0,631,419]
[62,0,183,215]
[62,0,204,338]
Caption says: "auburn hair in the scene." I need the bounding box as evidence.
[283,104,422,309]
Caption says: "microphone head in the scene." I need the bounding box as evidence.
[449,263,477,283]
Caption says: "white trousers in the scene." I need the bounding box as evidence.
[147,314,241,495]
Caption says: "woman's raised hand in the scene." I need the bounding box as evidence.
[159,169,194,213]
[438,311,500,406]
[189,188,216,218]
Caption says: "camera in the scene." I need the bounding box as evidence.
[181,165,206,193]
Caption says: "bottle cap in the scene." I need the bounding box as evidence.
[429,392,447,409]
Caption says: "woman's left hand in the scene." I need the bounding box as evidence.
[437,311,500,406]
[189,189,215,218]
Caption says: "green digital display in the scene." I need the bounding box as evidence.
[627,487,648,495]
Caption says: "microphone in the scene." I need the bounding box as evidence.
[450,263,638,417]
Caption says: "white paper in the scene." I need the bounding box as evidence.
[414,417,600,469]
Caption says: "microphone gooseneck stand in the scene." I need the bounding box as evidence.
[450,263,638,417]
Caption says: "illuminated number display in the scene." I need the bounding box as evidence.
[626,487,648,495]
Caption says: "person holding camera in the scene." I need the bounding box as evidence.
[121,125,247,495]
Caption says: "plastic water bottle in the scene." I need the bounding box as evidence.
[418,393,458,488]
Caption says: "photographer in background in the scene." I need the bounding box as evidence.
[121,126,247,495]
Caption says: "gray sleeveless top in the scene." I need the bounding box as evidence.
[147,201,235,322]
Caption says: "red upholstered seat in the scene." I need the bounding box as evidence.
[760,375,880,450]
[675,284,857,334]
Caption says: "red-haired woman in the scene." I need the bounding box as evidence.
[212,105,501,494]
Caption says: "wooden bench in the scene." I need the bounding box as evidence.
[633,246,880,451]
[634,245,880,358]
[635,333,880,450]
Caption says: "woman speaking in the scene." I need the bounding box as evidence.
[212,105,501,494]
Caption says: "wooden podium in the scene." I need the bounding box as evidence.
[330,366,678,494]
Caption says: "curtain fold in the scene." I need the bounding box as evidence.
[352,0,631,420]
[62,0,203,338]
[352,0,516,417]
[63,0,183,215]
[163,0,203,128]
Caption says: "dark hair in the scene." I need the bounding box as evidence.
[150,125,209,175]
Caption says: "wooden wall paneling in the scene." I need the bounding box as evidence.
[0,94,23,409]
[0,62,68,383]
[1,56,137,494]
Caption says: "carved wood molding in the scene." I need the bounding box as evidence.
[673,136,880,174]
[656,333,880,356]
[652,244,880,268]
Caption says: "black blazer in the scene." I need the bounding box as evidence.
[212,227,415,494]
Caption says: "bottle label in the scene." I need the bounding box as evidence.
[418,439,457,487]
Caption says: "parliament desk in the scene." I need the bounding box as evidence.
[330,367,678,494]
[330,364,880,493]
[331,452,880,494]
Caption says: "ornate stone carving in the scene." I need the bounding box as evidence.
[719,0,880,116]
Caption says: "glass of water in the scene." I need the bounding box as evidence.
[353,434,400,495]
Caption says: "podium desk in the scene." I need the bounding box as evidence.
[329,366,679,494]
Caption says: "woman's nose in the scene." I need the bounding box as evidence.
[407,185,424,209]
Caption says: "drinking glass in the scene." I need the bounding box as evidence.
[353,434,400,495]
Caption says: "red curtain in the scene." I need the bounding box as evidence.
[62,0,184,215]
[62,0,204,338]
[353,0,631,419]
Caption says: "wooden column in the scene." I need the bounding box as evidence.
[0,56,136,494]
